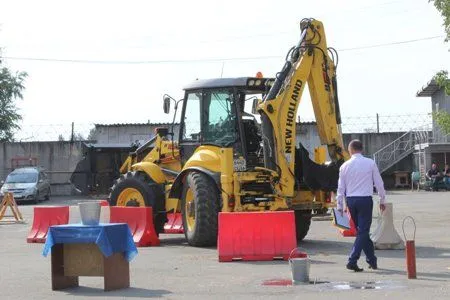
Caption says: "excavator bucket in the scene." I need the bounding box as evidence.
[218,211,297,262]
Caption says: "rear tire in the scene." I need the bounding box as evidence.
[109,171,166,234]
[295,209,312,242]
[45,189,50,200]
[181,172,220,247]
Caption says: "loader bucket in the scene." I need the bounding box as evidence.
[218,211,297,262]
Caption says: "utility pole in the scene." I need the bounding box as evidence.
[70,122,74,142]
[376,113,380,133]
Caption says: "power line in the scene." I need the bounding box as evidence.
[2,35,444,65]
[339,35,444,51]
[1,55,283,64]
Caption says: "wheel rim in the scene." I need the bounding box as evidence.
[184,188,195,231]
[117,188,145,206]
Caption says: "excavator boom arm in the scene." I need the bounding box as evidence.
[258,19,348,197]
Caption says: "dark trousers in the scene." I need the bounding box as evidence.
[346,196,377,266]
[431,177,443,190]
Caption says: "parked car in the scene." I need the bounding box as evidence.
[0,167,51,203]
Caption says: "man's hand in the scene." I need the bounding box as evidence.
[380,204,386,212]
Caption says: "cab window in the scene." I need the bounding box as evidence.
[202,90,236,145]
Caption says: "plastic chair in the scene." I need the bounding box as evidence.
[410,171,420,191]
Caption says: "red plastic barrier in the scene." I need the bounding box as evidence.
[218,211,297,262]
[110,206,160,246]
[164,212,184,234]
[27,206,69,243]
[339,210,357,237]
[99,200,109,206]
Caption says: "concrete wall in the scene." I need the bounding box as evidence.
[343,132,416,187]
[93,122,321,159]
[0,141,84,196]
[296,123,322,159]
[92,123,406,161]
[92,123,180,144]
[342,132,406,157]
[297,125,408,159]
[298,128,412,187]
[0,125,411,195]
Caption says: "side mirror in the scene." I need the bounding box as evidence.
[163,97,171,114]
[251,98,260,114]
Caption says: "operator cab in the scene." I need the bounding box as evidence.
[178,77,275,169]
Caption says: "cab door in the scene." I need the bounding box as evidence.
[179,91,202,165]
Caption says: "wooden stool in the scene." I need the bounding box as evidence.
[51,243,130,291]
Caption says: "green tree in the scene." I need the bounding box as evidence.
[0,63,28,141]
[430,0,450,41]
[430,0,450,135]
[433,110,450,134]
[87,127,98,141]
[74,133,85,141]
[434,70,450,95]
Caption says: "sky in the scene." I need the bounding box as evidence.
[0,0,449,140]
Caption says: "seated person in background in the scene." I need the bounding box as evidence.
[426,163,442,191]
[443,164,450,187]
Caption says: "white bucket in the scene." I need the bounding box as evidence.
[289,248,310,284]
[79,201,101,225]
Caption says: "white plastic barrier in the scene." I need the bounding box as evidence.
[371,203,404,250]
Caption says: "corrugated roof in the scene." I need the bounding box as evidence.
[416,80,441,97]
[83,142,133,149]
[94,123,177,127]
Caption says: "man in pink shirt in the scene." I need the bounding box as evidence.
[336,139,386,272]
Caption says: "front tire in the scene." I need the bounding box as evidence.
[295,209,312,242]
[109,171,166,233]
[33,192,39,204]
[181,172,220,247]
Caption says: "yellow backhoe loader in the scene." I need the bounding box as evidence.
[109,18,349,246]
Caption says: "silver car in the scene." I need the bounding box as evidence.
[0,167,51,204]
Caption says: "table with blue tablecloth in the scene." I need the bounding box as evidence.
[43,223,138,291]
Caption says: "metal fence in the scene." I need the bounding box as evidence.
[12,113,435,142]
[300,113,433,134]
[13,123,95,142]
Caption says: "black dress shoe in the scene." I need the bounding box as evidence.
[346,263,364,272]
[368,263,378,270]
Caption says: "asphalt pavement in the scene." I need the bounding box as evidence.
[0,192,449,299]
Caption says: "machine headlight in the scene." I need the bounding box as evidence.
[265,79,274,87]
[255,79,262,86]
[248,80,255,86]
